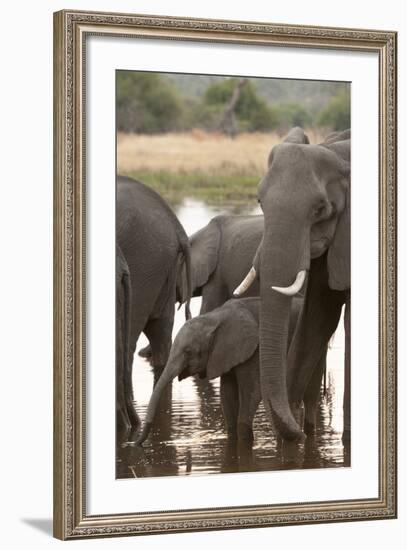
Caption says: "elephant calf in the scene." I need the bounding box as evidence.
[136,297,302,444]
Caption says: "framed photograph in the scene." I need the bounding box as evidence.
[53,9,397,540]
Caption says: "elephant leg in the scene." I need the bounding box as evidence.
[125,297,156,428]
[116,364,132,433]
[123,367,140,428]
[123,336,140,428]
[220,372,239,438]
[116,404,131,437]
[235,356,261,441]
[116,300,130,432]
[287,255,346,409]
[343,294,351,442]
[303,348,326,435]
[117,272,140,430]
[144,316,174,370]
[116,341,131,432]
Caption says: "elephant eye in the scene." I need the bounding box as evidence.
[312,201,329,220]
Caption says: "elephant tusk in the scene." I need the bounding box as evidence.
[233,267,256,297]
[271,270,306,296]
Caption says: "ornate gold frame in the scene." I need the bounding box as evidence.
[53,9,397,540]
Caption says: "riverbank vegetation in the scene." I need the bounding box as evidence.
[117,129,326,207]
[116,72,349,207]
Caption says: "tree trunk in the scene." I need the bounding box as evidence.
[219,79,248,137]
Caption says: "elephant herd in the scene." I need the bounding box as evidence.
[116,126,351,449]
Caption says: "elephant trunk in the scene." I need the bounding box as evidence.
[259,220,309,442]
[136,347,185,445]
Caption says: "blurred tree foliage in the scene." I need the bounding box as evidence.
[117,72,184,133]
[117,72,350,134]
[317,90,351,131]
[201,78,279,131]
[274,103,312,131]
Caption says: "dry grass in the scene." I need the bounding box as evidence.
[117,129,326,176]
[117,129,327,207]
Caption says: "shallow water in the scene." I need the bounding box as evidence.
[116,198,350,479]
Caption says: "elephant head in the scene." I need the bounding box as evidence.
[236,127,350,442]
[135,300,258,445]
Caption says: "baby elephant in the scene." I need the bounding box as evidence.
[136,297,301,444]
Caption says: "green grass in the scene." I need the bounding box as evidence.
[125,169,260,209]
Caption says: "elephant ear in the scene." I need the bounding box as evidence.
[206,302,258,380]
[189,218,221,291]
[327,187,350,290]
[283,126,310,144]
[324,128,351,145]
[326,144,351,291]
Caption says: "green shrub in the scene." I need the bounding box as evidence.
[117,72,184,133]
[116,71,350,135]
[189,103,225,131]
[317,90,350,131]
[202,78,278,132]
[274,103,312,130]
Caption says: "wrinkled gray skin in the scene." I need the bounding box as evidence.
[253,127,350,442]
[139,211,327,435]
[117,176,192,430]
[324,128,351,145]
[138,214,263,359]
[185,212,326,434]
[189,215,263,313]
[116,245,136,431]
[136,297,303,445]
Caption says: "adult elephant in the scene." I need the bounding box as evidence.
[117,176,191,429]
[236,127,350,442]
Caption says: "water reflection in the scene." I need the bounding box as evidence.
[116,198,349,479]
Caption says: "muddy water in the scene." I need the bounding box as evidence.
[116,199,350,479]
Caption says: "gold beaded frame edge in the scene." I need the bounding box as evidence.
[53,9,397,540]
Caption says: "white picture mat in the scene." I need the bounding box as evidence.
[86,35,379,515]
